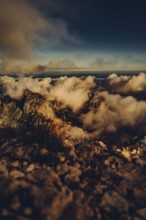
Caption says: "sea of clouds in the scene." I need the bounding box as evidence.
[0,73,146,140]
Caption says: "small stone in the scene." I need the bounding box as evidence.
[131,149,137,155]
[40,148,49,156]
[98,141,107,148]
[69,149,76,158]
[65,167,81,182]
[137,208,146,218]
[111,163,116,169]
[10,170,24,178]
[33,143,39,147]
[10,197,21,211]
[135,159,146,165]
[11,161,20,168]
[10,202,21,211]
[0,159,7,166]
[121,149,131,161]
[26,164,35,172]
[0,162,8,177]
[15,147,24,158]
[23,161,28,166]
[100,190,129,213]
[1,208,9,216]
[60,156,66,162]
[26,173,37,183]
[24,207,32,216]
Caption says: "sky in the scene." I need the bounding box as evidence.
[0,0,146,73]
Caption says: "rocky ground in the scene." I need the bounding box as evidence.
[0,81,146,220]
[0,131,146,220]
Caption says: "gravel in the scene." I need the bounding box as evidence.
[0,135,146,220]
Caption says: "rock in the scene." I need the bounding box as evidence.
[41,188,73,220]
[1,208,9,216]
[23,161,28,167]
[0,88,146,220]
[0,160,8,177]
[14,147,24,158]
[104,156,123,171]
[10,170,24,178]
[11,161,20,168]
[98,141,107,149]
[0,100,22,129]
[100,190,129,213]
[10,196,21,211]
[65,167,81,183]
[24,207,32,216]
[137,208,146,218]
[60,156,66,162]
[40,148,49,156]
[26,164,35,172]
[121,149,131,161]
[10,201,21,211]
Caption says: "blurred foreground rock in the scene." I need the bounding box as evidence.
[0,91,146,219]
[0,135,146,220]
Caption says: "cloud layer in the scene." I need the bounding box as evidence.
[0,75,96,112]
[47,59,77,69]
[1,73,146,139]
[107,72,146,93]
[90,58,117,69]
[80,91,146,135]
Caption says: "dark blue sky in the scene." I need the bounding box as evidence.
[33,0,146,69]
[36,0,146,52]
[1,0,146,71]
[78,0,146,52]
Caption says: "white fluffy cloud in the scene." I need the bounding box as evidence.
[80,91,146,135]
[107,72,146,93]
[1,74,146,138]
[0,75,96,112]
